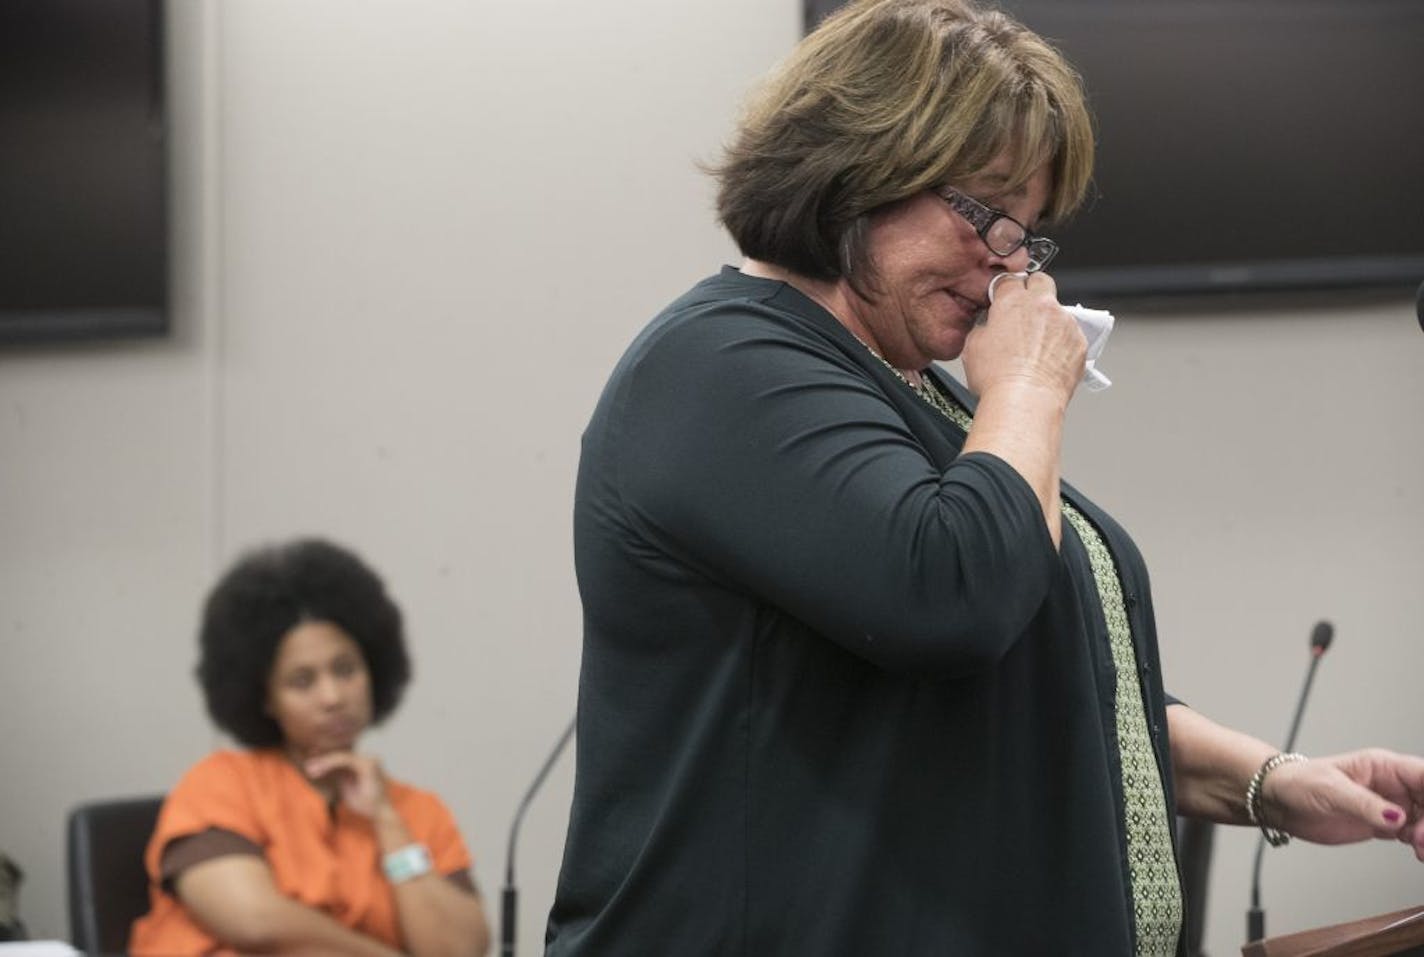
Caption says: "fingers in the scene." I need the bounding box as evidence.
[1333,749,1424,840]
[970,271,1083,399]
[1338,758,1412,838]
[1383,760,1424,860]
[1385,806,1424,861]
[303,750,359,780]
[986,269,1056,306]
[1409,818,1424,861]
[1279,752,1424,853]
[1358,791,1410,840]
[1322,761,1408,840]
[986,270,1029,304]
[1380,749,1424,796]
[301,751,389,817]
[1023,269,1058,301]
[303,750,382,785]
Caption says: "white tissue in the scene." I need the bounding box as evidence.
[1063,303,1114,392]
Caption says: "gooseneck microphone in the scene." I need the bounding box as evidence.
[1246,620,1334,943]
[502,716,576,957]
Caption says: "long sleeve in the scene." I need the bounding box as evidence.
[595,303,1058,674]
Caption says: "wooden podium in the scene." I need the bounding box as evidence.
[1242,904,1424,957]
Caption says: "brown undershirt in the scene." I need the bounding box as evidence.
[160,827,478,895]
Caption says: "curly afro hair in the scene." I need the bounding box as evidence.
[196,538,412,748]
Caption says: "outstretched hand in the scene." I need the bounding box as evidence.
[304,751,389,818]
[1265,749,1424,859]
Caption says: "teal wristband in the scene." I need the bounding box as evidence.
[382,843,433,884]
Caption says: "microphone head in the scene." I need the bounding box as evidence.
[1310,620,1334,654]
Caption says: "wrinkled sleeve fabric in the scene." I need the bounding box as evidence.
[607,308,1059,675]
[158,829,263,891]
[144,751,265,883]
[399,789,472,879]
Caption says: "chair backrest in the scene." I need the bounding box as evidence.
[67,795,164,956]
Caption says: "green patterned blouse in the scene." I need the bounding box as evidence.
[914,370,1184,956]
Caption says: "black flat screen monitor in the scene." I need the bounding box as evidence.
[805,0,1424,303]
[0,0,168,343]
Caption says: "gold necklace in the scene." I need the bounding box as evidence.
[855,340,963,424]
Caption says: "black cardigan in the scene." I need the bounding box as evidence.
[546,267,1180,956]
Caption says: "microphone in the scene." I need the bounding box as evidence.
[1416,279,1424,334]
[1246,620,1334,943]
[501,716,576,957]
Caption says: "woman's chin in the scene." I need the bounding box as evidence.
[918,297,976,361]
[322,733,361,754]
[927,326,970,363]
[287,735,359,761]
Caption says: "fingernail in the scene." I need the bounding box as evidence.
[1383,809,1402,824]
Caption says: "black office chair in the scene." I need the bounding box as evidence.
[0,852,27,941]
[1178,815,1216,957]
[66,795,164,956]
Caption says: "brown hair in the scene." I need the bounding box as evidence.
[713,0,1094,294]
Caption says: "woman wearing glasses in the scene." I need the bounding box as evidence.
[546,1,1424,954]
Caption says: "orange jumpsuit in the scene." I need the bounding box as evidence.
[129,749,472,955]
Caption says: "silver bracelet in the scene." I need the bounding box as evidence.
[1245,752,1307,847]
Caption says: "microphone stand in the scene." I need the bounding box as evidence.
[502,716,576,957]
[1247,644,1326,943]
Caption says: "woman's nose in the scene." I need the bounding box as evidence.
[315,674,344,705]
[987,244,1033,274]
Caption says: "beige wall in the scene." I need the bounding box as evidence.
[0,3,1418,955]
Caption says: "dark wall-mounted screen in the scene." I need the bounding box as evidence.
[805,0,1424,302]
[0,0,168,343]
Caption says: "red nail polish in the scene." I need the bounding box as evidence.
[1383,809,1402,824]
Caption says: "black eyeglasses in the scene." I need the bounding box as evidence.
[935,186,1059,273]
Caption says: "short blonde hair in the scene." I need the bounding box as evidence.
[714,0,1094,292]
